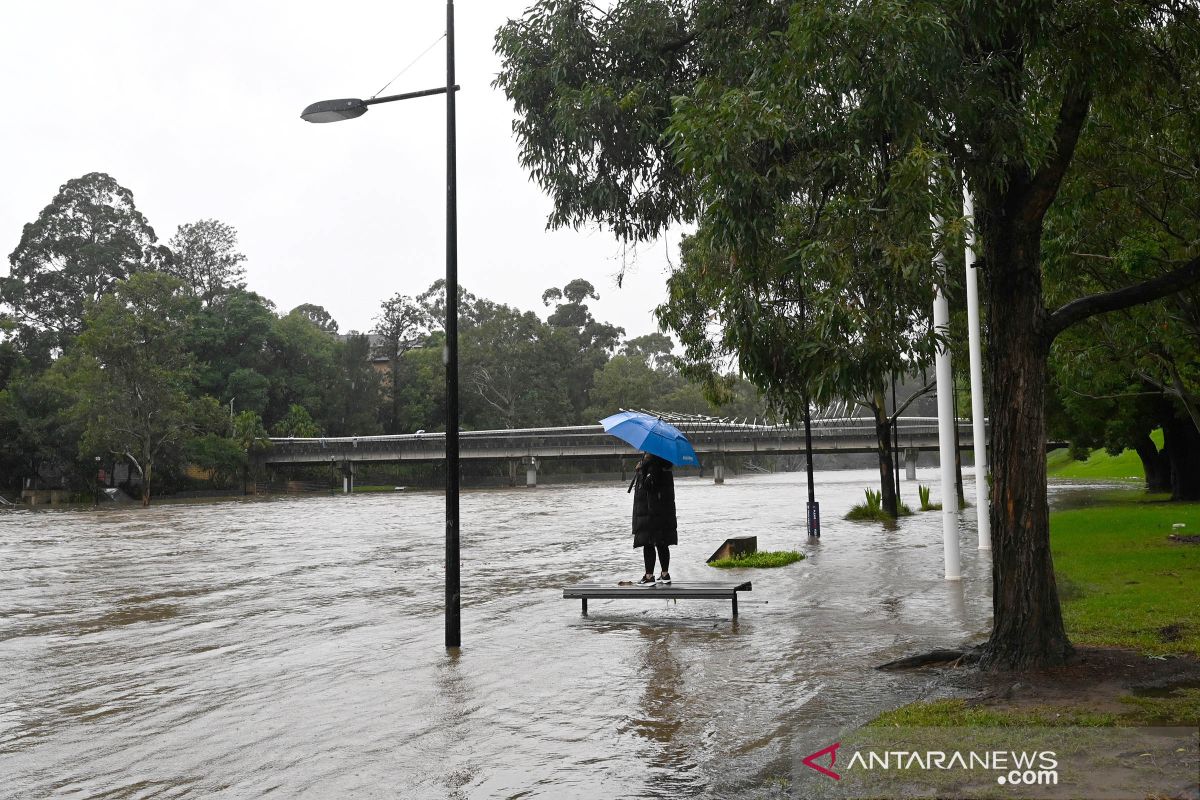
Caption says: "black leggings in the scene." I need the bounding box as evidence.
[643,543,671,575]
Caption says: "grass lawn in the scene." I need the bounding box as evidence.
[1046,429,1163,481]
[1051,496,1200,655]
[870,494,1200,731]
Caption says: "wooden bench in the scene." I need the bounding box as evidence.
[563,581,753,618]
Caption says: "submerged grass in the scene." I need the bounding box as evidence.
[845,488,914,521]
[707,550,805,569]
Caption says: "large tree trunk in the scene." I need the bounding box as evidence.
[978,212,1073,670]
[1132,433,1171,493]
[871,393,899,517]
[142,462,152,507]
[1163,405,1200,501]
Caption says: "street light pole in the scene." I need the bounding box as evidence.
[301,0,461,649]
[444,0,461,650]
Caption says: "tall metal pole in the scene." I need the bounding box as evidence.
[803,399,819,538]
[933,217,962,581]
[800,293,819,538]
[445,0,461,649]
[963,187,991,550]
[891,373,900,502]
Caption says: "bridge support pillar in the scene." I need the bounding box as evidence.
[905,448,919,481]
[713,461,725,485]
[524,456,538,488]
[341,461,355,494]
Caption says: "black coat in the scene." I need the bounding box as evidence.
[631,454,678,548]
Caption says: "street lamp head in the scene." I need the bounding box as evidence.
[300,98,369,123]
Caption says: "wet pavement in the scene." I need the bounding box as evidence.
[0,468,1062,798]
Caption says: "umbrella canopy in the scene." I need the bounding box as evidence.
[599,411,699,467]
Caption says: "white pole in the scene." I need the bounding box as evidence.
[933,217,962,580]
[963,187,992,550]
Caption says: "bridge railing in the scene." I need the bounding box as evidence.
[263,416,955,461]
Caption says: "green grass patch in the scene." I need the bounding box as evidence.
[1119,687,1200,725]
[845,488,914,521]
[868,699,1121,728]
[869,694,1199,728]
[1051,500,1200,656]
[1047,429,1162,481]
[707,550,805,569]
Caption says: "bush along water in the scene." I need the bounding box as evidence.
[846,488,913,522]
[919,484,941,511]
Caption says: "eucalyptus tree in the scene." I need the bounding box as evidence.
[2,172,163,358]
[461,302,572,429]
[265,309,343,431]
[497,0,1200,668]
[373,293,431,433]
[542,279,624,422]
[165,219,247,304]
[68,272,199,506]
[290,303,339,335]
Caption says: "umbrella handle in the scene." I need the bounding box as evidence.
[627,475,637,493]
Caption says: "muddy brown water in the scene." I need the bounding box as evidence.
[0,471,1120,798]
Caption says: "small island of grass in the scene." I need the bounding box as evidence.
[708,550,805,569]
[845,488,913,522]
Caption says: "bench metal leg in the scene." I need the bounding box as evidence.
[732,594,738,618]
[582,598,588,616]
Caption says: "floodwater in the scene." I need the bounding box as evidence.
[3,467,1058,799]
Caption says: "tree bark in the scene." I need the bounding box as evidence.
[1163,405,1200,501]
[1132,433,1171,493]
[142,461,152,507]
[978,206,1073,670]
[871,392,899,517]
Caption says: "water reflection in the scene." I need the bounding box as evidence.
[0,470,1107,798]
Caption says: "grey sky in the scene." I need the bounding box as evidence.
[0,1,676,340]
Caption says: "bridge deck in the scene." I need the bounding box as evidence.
[563,580,752,617]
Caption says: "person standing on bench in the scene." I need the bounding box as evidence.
[630,452,677,585]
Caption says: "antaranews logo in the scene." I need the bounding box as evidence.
[802,742,1059,787]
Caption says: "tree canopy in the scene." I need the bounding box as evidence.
[497,0,1200,668]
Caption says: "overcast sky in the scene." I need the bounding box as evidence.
[0,1,678,340]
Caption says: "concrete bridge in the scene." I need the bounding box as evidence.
[260,416,981,489]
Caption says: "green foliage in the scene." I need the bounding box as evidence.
[272,404,321,438]
[846,488,913,521]
[232,410,270,453]
[67,271,199,504]
[290,303,338,335]
[918,484,940,511]
[164,219,247,303]
[707,550,805,569]
[184,433,246,489]
[2,172,162,357]
[1046,446,1145,481]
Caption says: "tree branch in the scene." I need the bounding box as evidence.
[888,379,937,424]
[1045,252,1200,340]
[1021,79,1093,226]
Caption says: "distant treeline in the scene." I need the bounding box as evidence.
[0,172,768,503]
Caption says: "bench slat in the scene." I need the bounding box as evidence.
[563,581,751,600]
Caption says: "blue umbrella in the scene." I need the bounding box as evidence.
[599,411,699,467]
